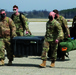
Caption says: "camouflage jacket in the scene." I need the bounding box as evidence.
[11,13,31,33]
[0,17,16,38]
[45,19,64,42]
[55,15,70,37]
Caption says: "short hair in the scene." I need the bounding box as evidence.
[13,5,18,9]
[53,9,59,14]
[0,9,5,13]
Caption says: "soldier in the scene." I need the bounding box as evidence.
[53,9,70,38]
[53,9,70,60]
[39,12,64,68]
[72,16,76,39]
[11,5,32,36]
[0,9,16,66]
[72,16,76,27]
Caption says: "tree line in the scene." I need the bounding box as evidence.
[5,8,76,19]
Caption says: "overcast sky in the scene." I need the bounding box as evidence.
[0,0,76,12]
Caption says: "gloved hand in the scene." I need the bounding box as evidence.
[55,39,59,44]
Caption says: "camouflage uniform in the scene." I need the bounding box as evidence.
[0,17,16,61]
[41,19,63,60]
[11,13,31,36]
[55,15,70,38]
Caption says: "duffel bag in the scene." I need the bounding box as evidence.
[59,41,73,52]
[59,38,76,52]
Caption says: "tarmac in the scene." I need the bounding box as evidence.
[1,50,76,75]
[0,22,76,75]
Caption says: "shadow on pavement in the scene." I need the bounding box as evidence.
[56,59,71,61]
[29,57,41,60]
[29,57,71,62]
[4,63,40,68]
[47,58,71,62]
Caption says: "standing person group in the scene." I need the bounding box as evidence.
[40,12,64,68]
[40,9,70,68]
[0,5,32,66]
[0,5,70,67]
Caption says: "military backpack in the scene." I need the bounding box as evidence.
[11,13,28,31]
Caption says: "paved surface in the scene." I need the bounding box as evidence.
[0,22,75,75]
[29,22,72,36]
[1,50,76,75]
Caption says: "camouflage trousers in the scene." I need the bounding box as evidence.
[41,40,58,60]
[0,39,5,60]
[0,38,13,61]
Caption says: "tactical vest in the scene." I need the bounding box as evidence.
[0,17,10,37]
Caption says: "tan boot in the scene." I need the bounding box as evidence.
[40,60,46,68]
[0,59,4,66]
[0,61,3,66]
[1,59,4,66]
[7,61,12,66]
[50,60,55,68]
[13,55,15,58]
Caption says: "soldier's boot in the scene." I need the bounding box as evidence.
[50,60,55,68]
[1,59,4,66]
[0,61,3,66]
[13,55,15,58]
[7,61,12,66]
[0,59,4,66]
[39,60,46,68]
